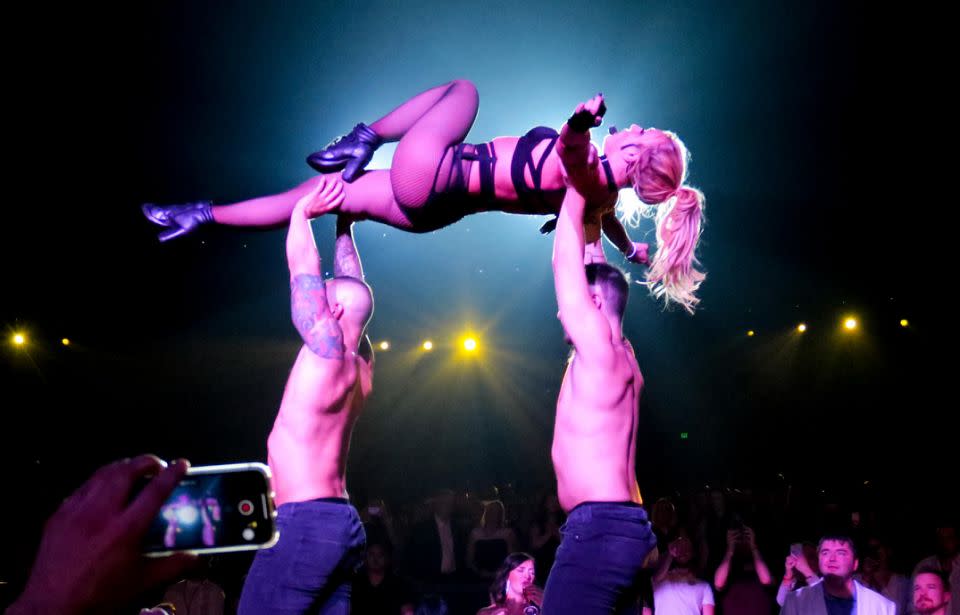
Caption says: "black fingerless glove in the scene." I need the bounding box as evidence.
[566,99,607,132]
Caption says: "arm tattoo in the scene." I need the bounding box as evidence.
[333,233,363,280]
[290,274,345,359]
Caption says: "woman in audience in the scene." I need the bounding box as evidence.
[477,553,543,615]
[468,500,518,580]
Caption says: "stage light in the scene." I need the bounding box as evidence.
[900,319,909,327]
[422,340,433,351]
[797,323,807,333]
[379,341,390,351]
[176,505,199,525]
[61,338,71,346]
[747,330,755,337]
[463,338,478,352]
[12,333,25,346]
[843,317,858,331]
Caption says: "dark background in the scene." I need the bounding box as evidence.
[2,0,953,587]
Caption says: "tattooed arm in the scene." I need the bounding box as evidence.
[286,183,345,359]
[333,215,364,280]
[287,181,326,279]
[333,214,375,366]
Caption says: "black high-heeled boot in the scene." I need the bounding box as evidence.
[306,123,383,183]
[141,201,214,242]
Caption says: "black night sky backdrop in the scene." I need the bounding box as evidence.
[2,0,953,580]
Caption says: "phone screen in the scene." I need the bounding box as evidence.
[142,463,277,555]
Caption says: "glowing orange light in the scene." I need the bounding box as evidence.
[12,333,25,346]
[379,341,390,351]
[463,338,478,351]
[422,340,433,351]
[797,324,807,333]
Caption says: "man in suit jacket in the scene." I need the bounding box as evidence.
[404,490,464,583]
[782,536,896,615]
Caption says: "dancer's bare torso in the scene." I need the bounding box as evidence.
[552,340,643,513]
[267,345,372,505]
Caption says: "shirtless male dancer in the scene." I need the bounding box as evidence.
[238,177,374,614]
[540,97,658,614]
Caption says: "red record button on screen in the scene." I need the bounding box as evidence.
[238,500,254,516]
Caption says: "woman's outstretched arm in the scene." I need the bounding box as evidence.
[601,212,649,265]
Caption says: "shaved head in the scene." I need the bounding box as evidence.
[585,263,629,319]
[326,276,374,331]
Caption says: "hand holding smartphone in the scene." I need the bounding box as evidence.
[9,456,196,615]
[142,463,278,556]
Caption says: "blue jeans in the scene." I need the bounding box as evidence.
[238,498,366,615]
[541,501,657,615]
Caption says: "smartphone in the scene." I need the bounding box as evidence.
[790,542,804,557]
[142,463,278,556]
[729,513,744,531]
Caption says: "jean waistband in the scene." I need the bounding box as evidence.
[568,500,641,515]
[309,497,350,505]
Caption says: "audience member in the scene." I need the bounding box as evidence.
[468,501,518,580]
[477,553,543,615]
[777,542,821,607]
[913,568,952,615]
[528,492,564,586]
[780,535,895,615]
[714,526,772,615]
[405,490,466,583]
[913,526,959,615]
[353,540,416,615]
[653,534,716,615]
[857,537,910,615]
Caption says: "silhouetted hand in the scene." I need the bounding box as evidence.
[793,551,816,579]
[784,555,797,582]
[9,456,196,615]
[668,538,682,559]
[726,529,740,554]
